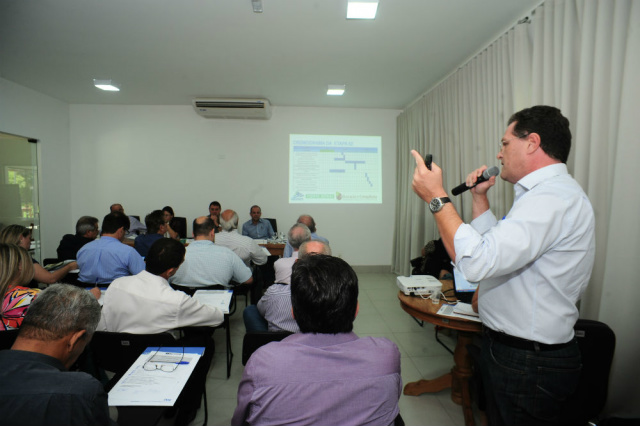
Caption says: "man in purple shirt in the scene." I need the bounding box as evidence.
[232,255,402,426]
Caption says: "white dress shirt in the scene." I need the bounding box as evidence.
[274,251,298,285]
[97,270,224,333]
[214,231,269,267]
[454,164,595,344]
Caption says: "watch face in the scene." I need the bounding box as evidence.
[429,198,442,212]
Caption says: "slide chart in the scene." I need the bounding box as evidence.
[289,134,382,204]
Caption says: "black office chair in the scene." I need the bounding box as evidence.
[90,330,209,426]
[170,216,187,239]
[0,329,19,350]
[241,331,293,365]
[265,218,277,234]
[90,331,178,391]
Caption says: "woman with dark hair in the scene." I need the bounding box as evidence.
[0,225,78,286]
[163,206,186,240]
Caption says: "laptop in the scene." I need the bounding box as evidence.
[451,264,478,303]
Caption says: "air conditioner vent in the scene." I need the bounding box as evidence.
[192,98,272,119]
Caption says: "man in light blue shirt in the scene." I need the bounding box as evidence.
[170,216,253,288]
[77,212,145,285]
[241,205,274,239]
[283,214,329,258]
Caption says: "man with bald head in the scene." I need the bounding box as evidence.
[169,216,253,288]
[283,214,329,258]
[110,203,146,236]
[274,223,311,285]
[243,240,331,333]
[216,210,269,267]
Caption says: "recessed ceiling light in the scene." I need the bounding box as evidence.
[347,0,379,20]
[93,79,120,92]
[327,84,346,96]
[252,0,263,13]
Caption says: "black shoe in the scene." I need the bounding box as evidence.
[174,408,197,426]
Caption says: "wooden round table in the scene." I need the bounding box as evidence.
[398,282,482,426]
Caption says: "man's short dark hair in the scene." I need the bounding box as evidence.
[193,217,215,237]
[508,105,572,163]
[101,212,130,234]
[297,215,316,233]
[19,284,101,341]
[145,210,165,234]
[209,201,221,209]
[291,255,358,334]
[75,216,98,235]
[146,238,185,275]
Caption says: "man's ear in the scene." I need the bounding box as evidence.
[526,132,541,154]
[68,329,87,353]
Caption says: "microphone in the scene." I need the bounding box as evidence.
[451,166,499,196]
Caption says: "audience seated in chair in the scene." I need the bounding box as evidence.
[241,205,274,239]
[169,216,253,289]
[77,212,145,285]
[232,254,402,426]
[243,240,330,333]
[98,237,223,426]
[282,214,329,258]
[0,284,115,426]
[1,225,78,286]
[56,216,100,260]
[133,210,167,257]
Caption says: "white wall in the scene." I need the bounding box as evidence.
[0,78,72,259]
[69,105,399,266]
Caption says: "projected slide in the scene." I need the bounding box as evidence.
[289,134,382,204]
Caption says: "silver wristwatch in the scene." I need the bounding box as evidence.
[429,197,451,213]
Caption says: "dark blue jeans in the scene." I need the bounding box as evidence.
[479,331,581,426]
[243,305,268,332]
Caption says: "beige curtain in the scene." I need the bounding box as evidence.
[393,0,639,415]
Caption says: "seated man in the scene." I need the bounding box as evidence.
[216,209,269,267]
[232,255,402,426]
[110,203,146,236]
[0,284,115,426]
[98,238,224,426]
[77,212,145,284]
[283,214,329,258]
[241,205,274,239]
[170,216,253,288]
[56,216,100,260]
[134,210,167,257]
[244,240,331,333]
[208,201,222,233]
[273,223,311,285]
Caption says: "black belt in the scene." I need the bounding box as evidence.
[484,327,575,352]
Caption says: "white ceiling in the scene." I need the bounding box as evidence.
[0,0,541,110]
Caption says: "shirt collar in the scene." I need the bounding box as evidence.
[284,331,359,347]
[514,163,568,199]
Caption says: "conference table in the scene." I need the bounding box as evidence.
[259,242,285,257]
[398,280,482,426]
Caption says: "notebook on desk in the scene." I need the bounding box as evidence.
[452,264,478,304]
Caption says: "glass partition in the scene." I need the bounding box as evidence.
[0,132,40,261]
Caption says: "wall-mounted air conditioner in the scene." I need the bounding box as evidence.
[192,98,272,119]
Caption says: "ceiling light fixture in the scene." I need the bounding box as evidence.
[252,0,263,13]
[327,84,346,96]
[347,0,379,20]
[93,79,120,91]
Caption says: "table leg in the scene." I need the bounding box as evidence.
[403,330,476,426]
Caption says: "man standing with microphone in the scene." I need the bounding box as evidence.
[411,105,595,426]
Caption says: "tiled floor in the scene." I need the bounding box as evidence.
[190,272,469,426]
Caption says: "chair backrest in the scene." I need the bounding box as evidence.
[265,218,277,234]
[0,329,20,350]
[559,319,616,425]
[171,217,187,239]
[242,331,292,365]
[90,331,177,390]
